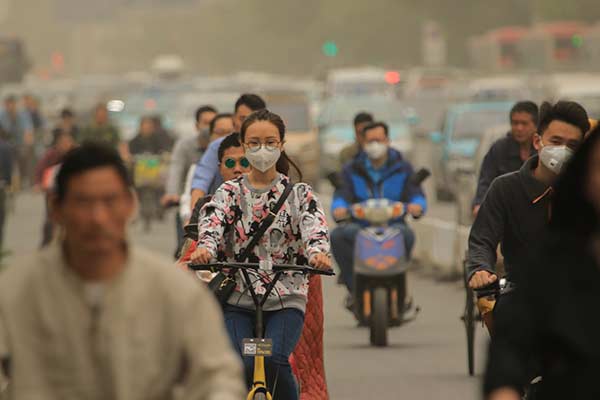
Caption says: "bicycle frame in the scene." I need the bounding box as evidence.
[188,262,333,400]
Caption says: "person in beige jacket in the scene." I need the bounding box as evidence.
[0,142,244,400]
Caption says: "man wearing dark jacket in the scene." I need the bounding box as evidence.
[484,125,600,400]
[331,122,427,295]
[467,102,589,316]
[473,101,539,215]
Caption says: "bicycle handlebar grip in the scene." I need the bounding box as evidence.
[187,263,212,271]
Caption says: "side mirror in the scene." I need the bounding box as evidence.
[429,131,443,144]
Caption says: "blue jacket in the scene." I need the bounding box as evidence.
[332,149,427,220]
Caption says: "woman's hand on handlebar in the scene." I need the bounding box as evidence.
[189,247,212,264]
[310,253,332,270]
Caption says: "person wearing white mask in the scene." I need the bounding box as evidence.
[331,122,427,307]
[189,109,332,400]
[466,101,588,341]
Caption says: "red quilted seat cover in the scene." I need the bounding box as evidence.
[292,274,329,399]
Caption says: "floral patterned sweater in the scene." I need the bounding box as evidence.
[197,174,330,312]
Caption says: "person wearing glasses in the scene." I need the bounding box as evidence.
[178,132,251,258]
[190,109,331,400]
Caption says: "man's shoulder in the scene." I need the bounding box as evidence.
[489,134,515,151]
[487,170,520,195]
[339,143,359,163]
[209,136,226,148]
[340,142,358,154]
[181,135,197,146]
[0,252,50,301]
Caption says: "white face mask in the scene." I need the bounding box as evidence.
[539,143,574,175]
[245,147,281,173]
[364,142,388,160]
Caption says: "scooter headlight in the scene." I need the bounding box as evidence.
[362,206,394,225]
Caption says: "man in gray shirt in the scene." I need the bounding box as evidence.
[162,105,217,253]
[0,143,244,399]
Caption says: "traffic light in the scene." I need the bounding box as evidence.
[572,34,584,48]
[322,41,339,57]
[385,71,401,85]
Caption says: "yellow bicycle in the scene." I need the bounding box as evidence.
[189,261,334,400]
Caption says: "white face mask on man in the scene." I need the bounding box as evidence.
[539,142,574,175]
[364,142,388,160]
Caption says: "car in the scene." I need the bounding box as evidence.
[429,101,513,200]
[263,91,320,187]
[317,95,414,176]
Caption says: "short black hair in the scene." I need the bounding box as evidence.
[510,101,538,124]
[61,108,74,118]
[354,112,374,126]
[55,142,131,203]
[362,122,389,138]
[234,94,266,113]
[538,101,590,137]
[209,113,233,134]
[195,105,217,123]
[218,133,242,163]
[4,95,16,103]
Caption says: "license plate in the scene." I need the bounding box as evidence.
[242,338,273,357]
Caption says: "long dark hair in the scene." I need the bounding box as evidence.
[551,124,600,238]
[240,109,303,182]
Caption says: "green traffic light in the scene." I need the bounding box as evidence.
[572,34,583,48]
[322,41,339,57]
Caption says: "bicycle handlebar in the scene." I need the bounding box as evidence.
[187,261,335,276]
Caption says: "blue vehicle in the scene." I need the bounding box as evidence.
[429,102,513,200]
[333,169,429,347]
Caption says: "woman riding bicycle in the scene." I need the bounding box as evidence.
[190,109,332,400]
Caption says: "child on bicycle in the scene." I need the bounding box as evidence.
[190,109,331,400]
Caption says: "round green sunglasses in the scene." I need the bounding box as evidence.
[224,157,250,169]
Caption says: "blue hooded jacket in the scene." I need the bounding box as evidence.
[331,148,427,222]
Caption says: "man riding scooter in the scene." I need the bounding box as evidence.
[331,122,427,310]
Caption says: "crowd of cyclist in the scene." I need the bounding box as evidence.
[0,85,598,399]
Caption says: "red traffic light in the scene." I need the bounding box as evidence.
[385,71,401,85]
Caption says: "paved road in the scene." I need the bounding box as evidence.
[3,191,487,400]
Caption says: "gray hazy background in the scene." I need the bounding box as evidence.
[3,0,600,77]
